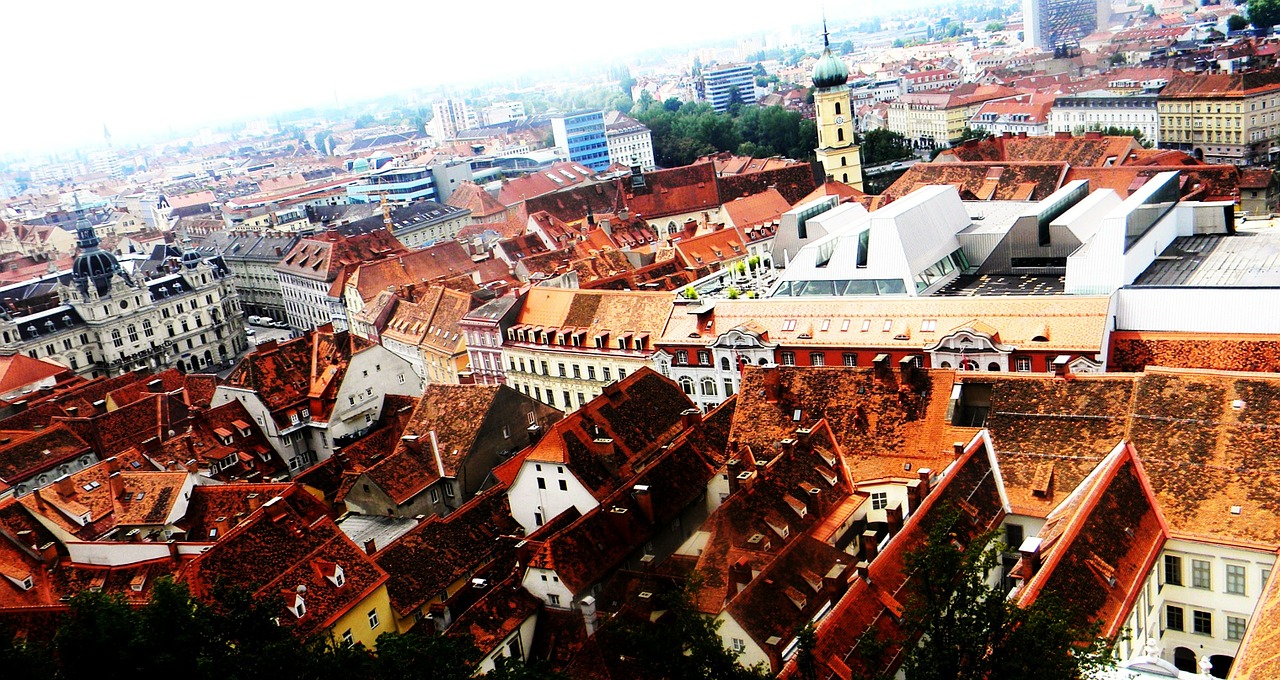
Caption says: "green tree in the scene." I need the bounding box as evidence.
[899,504,1115,680]
[354,114,376,129]
[838,40,854,55]
[861,129,914,165]
[1251,0,1280,29]
[663,97,683,112]
[611,576,769,680]
[986,21,1005,32]
[952,126,993,146]
[752,62,766,77]
[1229,13,1250,31]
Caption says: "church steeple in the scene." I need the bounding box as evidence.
[811,17,864,192]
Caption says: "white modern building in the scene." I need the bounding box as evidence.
[769,185,972,298]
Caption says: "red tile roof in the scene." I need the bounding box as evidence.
[624,162,721,220]
[345,241,479,303]
[182,486,387,638]
[275,228,408,282]
[0,353,70,396]
[1013,441,1167,639]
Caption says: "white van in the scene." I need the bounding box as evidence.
[247,315,263,325]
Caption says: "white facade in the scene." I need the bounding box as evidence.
[482,101,527,127]
[606,126,655,171]
[278,271,345,333]
[507,459,598,534]
[503,344,652,414]
[1049,90,1160,142]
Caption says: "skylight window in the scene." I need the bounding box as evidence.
[861,320,871,332]
[882,320,893,332]
[841,320,851,332]
[820,320,830,332]
[782,319,797,331]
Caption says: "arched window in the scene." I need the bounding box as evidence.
[127,324,138,342]
[841,157,847,166]
[960,359,979,371]
[700,377,718,396]
[842,173,849,183]
[720,357,731,371]
[837,128,845,142]
[940,361,952,368]
[678,376,694,395]
[667,221,678,235]
[835,102,842,115]
[758,357,768,366]
[142,319,154,337]
[987,362,1001,371]
[111,329,123,348]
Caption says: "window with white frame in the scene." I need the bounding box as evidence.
[871,491,888,510]
[1227,564,1247,595]
[368,609,380,629]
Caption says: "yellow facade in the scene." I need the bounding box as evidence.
[814,89,864,191]
[888,100,983,146]
[330,582,396,649]
[1157,97,1254,165]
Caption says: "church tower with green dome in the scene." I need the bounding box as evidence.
[812,21,863,191]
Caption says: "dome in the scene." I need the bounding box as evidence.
[181,249,203,269]
[72,250,122,295]
[811,49,849,89]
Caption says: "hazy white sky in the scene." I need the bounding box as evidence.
[1,0,895,156]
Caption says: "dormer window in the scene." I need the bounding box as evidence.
[291,597,306,618]
[300,407,310,420]
[329,566,346,588]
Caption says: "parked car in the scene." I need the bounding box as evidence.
[247,315,263,325]
[245,328,256,337]
[272,321,290,329]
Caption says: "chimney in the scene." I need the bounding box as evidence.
[1019,537,1043,576]
[92,399,107,415]
[146,378,164,393]
[606,506,631,539]
[860,530,879,563]
[633,485,654,523]
[856,560,871,584]
[263,496,287,522]
[429,603,452,632]
[918,467,933,492]
[142,437,161,455]
[108,472,125,500]
[38,541,58,566]
[905,478,924,511]
[516,540,536,569]
[823,562,850,599]
[729,557,753,593]
[246,493,262,511]
[680,408,701,429]
[1085,131,1102,140]
[65,406,78,417]
[364,538,377,555]
[762,368,782,403]
[587,436,616,459]
[53,475,74,497]
[953,441,965,458]
[1052,355,1071,379]
[105,456,119,474]
[580,595,600,636]
[887,503,904,536]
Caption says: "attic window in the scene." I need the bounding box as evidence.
[782,319,797,331]
[882,320,893,332]
[921,319,937,332]
[841,320,850,332]
[861,320,871,332]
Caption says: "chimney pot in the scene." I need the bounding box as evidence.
[860,529,879,562]
[953,442,965,457]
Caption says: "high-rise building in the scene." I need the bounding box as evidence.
[701,63,757,113]
[811,28,863,191]
[430,98,476,140]
[551,111,611,172]
[1022,0,1105,51]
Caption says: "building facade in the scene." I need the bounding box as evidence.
[1050,89,1161,143]
[551,111,611,172]
[1157,71,1280,165]
[0,218,248,378]
[458,295,522,386]
[604,113,656,171]
[1022,0,1104,50]
[702,63,757,113]
[199,230,300,324]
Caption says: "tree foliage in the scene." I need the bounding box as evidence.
[1,579,563,680]
[1250,0,1280,29]
[1228,14,1250,31]
[898,504,1116,680]
[860,129,915,166]
[611,575,769,680]
[636,102,817,167]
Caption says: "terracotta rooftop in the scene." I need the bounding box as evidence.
[1109,331,1280,374]
[1159,69,1280,98]
[0,353,70,397]
[624,162,721,220]
[446,181,508,218]
[790,432,1007,679]
[938,133,1143,167]
[0,423,92,487]
[221,326,375,428]
[673,226,750,269]
[182,486,387,639]
[1013,442,1168,639]
[497,162,597,206]
[274,228,407,282]
[522,369,698,500]
[730,366,964,482]
[345,241,479,303]
[373,486,521,617]
[1231,567,1280,678]
[884,161,1067,203]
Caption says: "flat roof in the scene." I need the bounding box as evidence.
[1133,232,1280,287]
[932,273,1067,296]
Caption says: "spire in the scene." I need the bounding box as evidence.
[823,15,830,49]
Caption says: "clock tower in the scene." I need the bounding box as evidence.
[811,23,863,191]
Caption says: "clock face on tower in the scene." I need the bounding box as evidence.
[834,115,846,124]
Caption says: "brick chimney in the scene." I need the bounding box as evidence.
[246,493,262,511]
[1019,537,1043,576]
[729,557,753,593]
[263,496,287,522]
[587,436,616,459]
[108,472,125,501]
[918,467,933,492]
[1052,355,1071,379]
[860,530,880,563]
[214,515,231,539]
[887,503,904,536]
[364,538,377,555]
[823,562,850,599]
[953,441,965,458]
[147,378,164,393]
[680,408,701,429]
[633,485,654,524]
[53,475,74,497]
